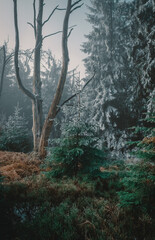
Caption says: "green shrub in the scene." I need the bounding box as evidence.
[119,114,155,208]
[117,114,155,239]
[45,122,107,177]
[129,114,155,161]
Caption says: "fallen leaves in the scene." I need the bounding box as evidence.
[0,151,41,182]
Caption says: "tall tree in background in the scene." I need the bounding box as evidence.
[0,48,33,129]
[13,0,83,157]
[82,0,154,154]
[82,0,134,152]
[0,44,13,99]
[130,0,155,115]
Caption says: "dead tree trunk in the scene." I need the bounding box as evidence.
[13,0,83,157]
[32,0,43,152]
[0,46,6,98]
[39,0,83,158]
[13,0,35,101]
[13,0,43,152]
[38,0,71,158]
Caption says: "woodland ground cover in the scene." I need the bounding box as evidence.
[0,124,154,240]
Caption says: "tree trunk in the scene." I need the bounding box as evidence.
[13,0,82,157]
[39,0,72,158]
[13,0,43,153]
[32,0,43,152]
[0,45,6,98]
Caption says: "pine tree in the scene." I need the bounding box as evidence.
[0,104,31,152]
[45,121,106,177]
[82,0,135,154]
[130,0,155,116]
[45,72,106,178]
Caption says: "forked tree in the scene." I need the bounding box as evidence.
[13,0,83,158]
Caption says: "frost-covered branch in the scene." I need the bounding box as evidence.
[57,71,96,113]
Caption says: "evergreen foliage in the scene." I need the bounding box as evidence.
[129,113,155,161]
[82,0,134,154]
[0,104,31,152]
[82,0,155,154]
[117,115,155,239]
[136,115,155,161]
[45,122,106,177]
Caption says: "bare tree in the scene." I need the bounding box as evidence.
[14,0,41,152]
[39,0,83,158]
[0,44,13,98]
[13,0,83,157]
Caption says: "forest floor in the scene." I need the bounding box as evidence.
[0,151,154,240]
[0,150,137,183]
[0,151,41,182]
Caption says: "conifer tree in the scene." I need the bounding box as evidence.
[130,0,155,116]
[82,0,134,154]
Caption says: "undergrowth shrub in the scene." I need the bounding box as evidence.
[0,179,140,240]
[0,105,32,152]
[118,114,155,239]
[129,113,155,160]
[45,122,107,177]
[0,164,154,240]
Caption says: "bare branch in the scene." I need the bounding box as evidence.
[42,30,62,40]
[42,5,59,26]
[67,24,77,37]
[42,4,67,26]
[68,65,79,74]
[57,72,96,113]
[27,22,34,29]
[71,0,82,8]
[67,28,74,38]
[5,52,14,65]
[70,3,84,13]
[82,72,95,91]
[13,0,35,101]
[42,25,76,41]
[57,7,66,11]
[69,24,77,28]
[33,0,37,37]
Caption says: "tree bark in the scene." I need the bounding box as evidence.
[32,0,43,152]
[13,0,43,152]
[0,45,6,98]
[39,0,72,158]
[13,0,35,101]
